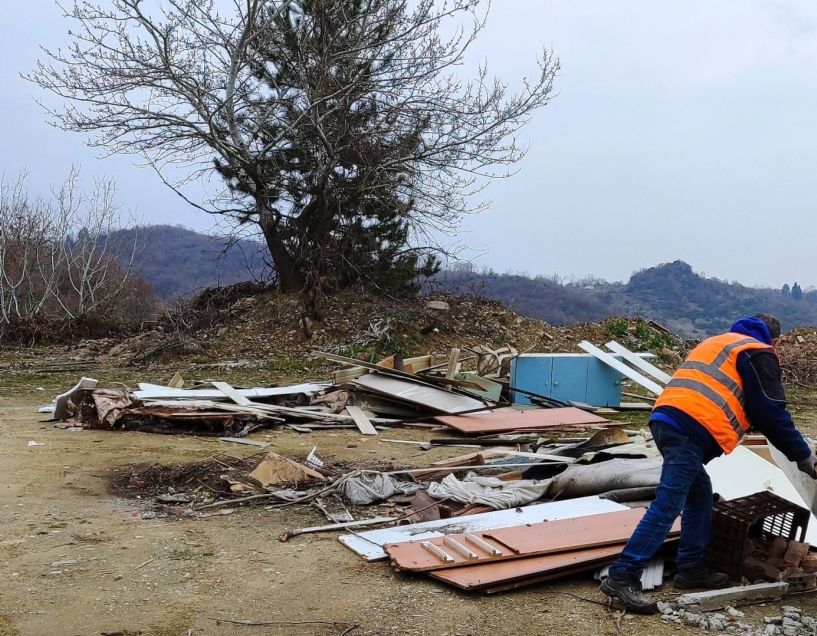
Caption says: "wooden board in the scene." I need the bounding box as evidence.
[351,373,486,414]
[385,508,649,572]
[338,496,628,561]
[605,341,672,384]
[433,406,611,435]
[345,405,378,435]
[577,341,664,395]
[431,543,626,590]
[430,532,680,592]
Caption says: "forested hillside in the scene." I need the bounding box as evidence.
[108,225,267,299]
[433,261,817,338]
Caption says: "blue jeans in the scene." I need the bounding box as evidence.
[608,423,713,576]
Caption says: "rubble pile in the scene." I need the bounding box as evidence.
[659,604,817,635]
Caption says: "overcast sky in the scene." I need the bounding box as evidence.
[2,1,817,288]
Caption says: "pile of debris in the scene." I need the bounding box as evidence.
[38,334,817,605]
[43,334,675,438]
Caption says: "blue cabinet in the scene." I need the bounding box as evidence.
[510,354,624,407]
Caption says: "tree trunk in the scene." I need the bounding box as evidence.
[258,215,304,293]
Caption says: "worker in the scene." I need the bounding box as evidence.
[600,314,817,614]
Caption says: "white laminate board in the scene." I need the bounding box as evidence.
[338,496,629,561]
[605,341,672,384]
[769,443,817,516]
[706,446,817,544]
[351,373,486,414]
[577,341,664,396]
[133,383,324,400]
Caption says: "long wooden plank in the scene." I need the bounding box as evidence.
[345,405,378,435]
[385,508,649,572]
[338,496,628,561]
[577,341,664,395]
[434,406,611,435]
[604,341,672,384]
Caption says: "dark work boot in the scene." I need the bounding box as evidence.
[600,573,658,615]
[673,564,730,590]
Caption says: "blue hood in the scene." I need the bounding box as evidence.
[730,317,773,345]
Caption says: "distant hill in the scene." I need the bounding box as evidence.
[107,225,268,299]
[106,225,817,337]
[431,262,817,338]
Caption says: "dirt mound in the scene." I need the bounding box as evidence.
[1,283,689,373]
[777,327,817,386]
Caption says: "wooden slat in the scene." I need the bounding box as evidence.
[385,508,654,572]
[345,405,378,436]
[605,340,672,384]
[211,381,253,406]
[577,341,664,395]
[434,407,611,435]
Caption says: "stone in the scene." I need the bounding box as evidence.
[657,602,674,615]
[765,617,783,625]
[708,618,726,631]
[781,617,800,630]
[684,613,703,627]
[726,606,745,618]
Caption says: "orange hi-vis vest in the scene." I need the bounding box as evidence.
[653,332,773,453]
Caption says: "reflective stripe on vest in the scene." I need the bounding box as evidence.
[654,333,772,452]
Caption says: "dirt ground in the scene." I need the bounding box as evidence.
[4,373,817,636]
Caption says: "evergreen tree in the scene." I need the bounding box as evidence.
[792,282,803,300]
[782,283,791,296]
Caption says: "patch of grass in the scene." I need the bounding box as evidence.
[604,317,629,338]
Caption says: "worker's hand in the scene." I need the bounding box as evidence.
[796,453,817,478]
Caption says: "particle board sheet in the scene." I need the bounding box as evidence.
[432,531,680,592]
[433,406,611,435]
[430,543,626,590]
[351,373,486,414]
[338,496,628,561]
[385,508,649,572]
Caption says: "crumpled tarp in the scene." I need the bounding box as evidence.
[546,458,662,498]
[426,472,551,509]
[338,472,420,505]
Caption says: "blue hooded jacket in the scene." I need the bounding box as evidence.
[651,317,810,463]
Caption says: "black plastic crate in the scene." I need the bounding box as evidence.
[707,491,810,580]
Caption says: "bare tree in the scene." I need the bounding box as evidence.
[30,0,558,306]
[0,169,141,333]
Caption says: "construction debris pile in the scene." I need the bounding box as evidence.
[39,337,817,604]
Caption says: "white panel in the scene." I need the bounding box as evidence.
[133,383,324,400]
[351,373,486,414]
[577,341,664,396]
[604,341,673,384]
[706,446,817,544]
[338,496,628,561]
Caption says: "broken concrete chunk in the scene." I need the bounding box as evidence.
[677,582,789,611]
